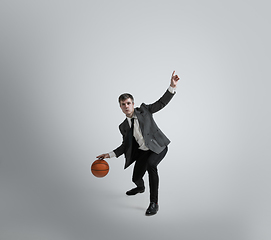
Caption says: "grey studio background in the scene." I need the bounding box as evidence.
[0,1,270,240]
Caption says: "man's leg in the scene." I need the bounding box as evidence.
[126,150,150,195]
[146,146,168,213]
[132,150,150,188]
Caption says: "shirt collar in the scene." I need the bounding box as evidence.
[127,112,137,121]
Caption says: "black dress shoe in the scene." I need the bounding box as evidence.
[126,187,145,196]
[145,202,159,216]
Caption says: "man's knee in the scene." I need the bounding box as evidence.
[147,162,158,172]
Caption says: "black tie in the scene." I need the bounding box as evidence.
[131,117,135,133]
[127,118,135,147]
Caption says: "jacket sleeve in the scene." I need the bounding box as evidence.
[144,89,175,114]
[113,143,125,158]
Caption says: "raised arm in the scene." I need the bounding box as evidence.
[145,71,180,114]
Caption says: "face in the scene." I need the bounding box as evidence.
[120,98,134,118]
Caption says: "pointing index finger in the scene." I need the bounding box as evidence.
[172,70,175,77]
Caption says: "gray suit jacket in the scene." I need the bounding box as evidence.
[113,89,175,169]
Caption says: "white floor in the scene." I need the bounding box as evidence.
[1,156,268,240]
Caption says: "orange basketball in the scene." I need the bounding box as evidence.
[91,159,109,178]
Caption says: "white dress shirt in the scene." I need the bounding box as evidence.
[108,86,176,158]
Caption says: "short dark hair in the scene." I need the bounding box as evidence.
[118,93,134,104]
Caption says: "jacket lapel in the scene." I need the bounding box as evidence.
[134,108,144,133]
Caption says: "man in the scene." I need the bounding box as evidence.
[97,71,180,216]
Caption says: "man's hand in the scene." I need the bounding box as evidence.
[170,70,180,88]
[96,153,110,160]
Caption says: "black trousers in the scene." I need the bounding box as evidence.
[132,146,168,203]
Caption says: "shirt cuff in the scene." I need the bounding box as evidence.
[168,86,177,94]
[109,151,116,158]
